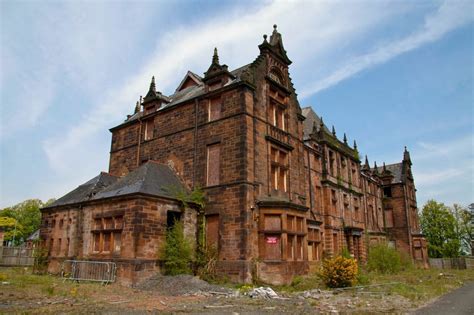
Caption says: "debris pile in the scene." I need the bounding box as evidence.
[248,287,279,299]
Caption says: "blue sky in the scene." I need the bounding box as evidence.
[1,0,473,209]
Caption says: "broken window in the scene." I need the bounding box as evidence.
[308,224,321,261]
[383,187,392,198]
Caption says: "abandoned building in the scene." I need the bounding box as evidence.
[41,25,428,285]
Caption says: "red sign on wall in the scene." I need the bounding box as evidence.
[266,236,278,244]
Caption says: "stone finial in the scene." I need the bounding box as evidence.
[353,140,358,151]
[343,133,348,145]
[403,146,412,165]
[373,161,379,174]
[212,47,220,65]
[383,162,387,172]
[312,121,318,134]
[134,101,140,113]
[149,76,156,93]
[332,125,336,136]
[319,116,324,128]
[263,34,268,43]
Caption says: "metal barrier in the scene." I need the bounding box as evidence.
[0,246,34,266]
[61,260,117,284]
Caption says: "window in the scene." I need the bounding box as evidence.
[333,233,338,254]
[57,238,62,255]
[144,119,154,141]
[270,147,288,192]
[383,187,392,198]
[59,219,64,229]
[269,68,284,86]
[207,144,220,186]
[92,215,123,254]
[308,225,321,261]
[208,97,221,121]
[206,214,219,249]
[65,238,70,256]
[329,151,335,175]
[286,215,304,261]
[263,215,282,260]
[268,101,286,130]
[385,209,394,228]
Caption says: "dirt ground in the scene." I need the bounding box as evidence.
[1,267,473,314]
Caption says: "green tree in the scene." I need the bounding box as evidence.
[420,200,460,258]
[451,204,473,255]
[0,199,51,245]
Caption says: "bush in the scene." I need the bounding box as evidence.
[161,221,193,275]
[367,243,404,274]
[319,255,358,288]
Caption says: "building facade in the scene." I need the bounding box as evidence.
[41,26,428,285]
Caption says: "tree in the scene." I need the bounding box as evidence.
[451,204,473,255]
[0,199,51,245]
[420,200,460,258]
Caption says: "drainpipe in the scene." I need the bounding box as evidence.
[192,98,199,188]
[136,117,142,167]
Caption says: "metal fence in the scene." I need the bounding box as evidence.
[61,260,117,284]
[0,246,34,266]
[429,257,474,269]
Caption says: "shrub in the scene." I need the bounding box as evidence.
[161,221,193,275]
[367,243,403,274]
[319,255,358,288]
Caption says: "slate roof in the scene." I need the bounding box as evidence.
[302,106,330,140]
[92,161,187,200]
[118,64,252,127]
[45,172,119,208]
[44,162,187,209]
[375,163,404,184]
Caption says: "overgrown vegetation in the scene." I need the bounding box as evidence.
[161,221,193,275]
[367,243,405,274]
[319,255,358,288]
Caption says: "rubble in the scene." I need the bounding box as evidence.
[248,287,279,299]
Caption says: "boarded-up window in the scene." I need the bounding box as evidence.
[206,215,219,249]
[296,236,303,260]
[208,98,221,121]
[113,232,122,253]
[93,234,101,252]
[114,216,123,229]
[207,144,220,186]
[105,217,113,229]
[287,235,295,260]
[268,101,286,130]
[385,210,394,228]
[264,215,281,231]
[57,238,62,255]
[103,233,111,252]
[414,248,422,260]
[264,234,281,260]
[65,238,70,256]
[95,218,102,230]
[287,215,295,232]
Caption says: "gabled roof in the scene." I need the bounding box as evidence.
[175,71,203,92]
[45,172,119,208]
[375,163,403,184]
[91,161,188,200]
[114,64,253,129]
[302,106,330,140]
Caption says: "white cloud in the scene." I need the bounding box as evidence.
[298,0,474,98]
[1,0,467,204]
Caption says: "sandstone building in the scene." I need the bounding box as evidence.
[41,26,428,285]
